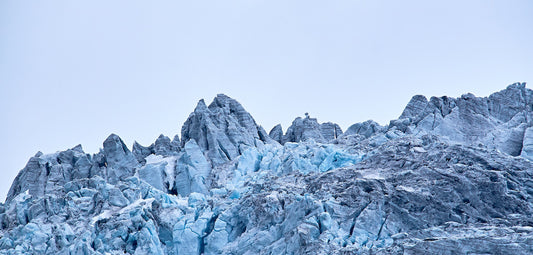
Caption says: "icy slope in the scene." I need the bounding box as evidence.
[392,82,532,157]
[1,84,533,254]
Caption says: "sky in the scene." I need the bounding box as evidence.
[1,0,532,202]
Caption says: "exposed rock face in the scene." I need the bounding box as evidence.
[181,94,273,165]
[2,85,533,254]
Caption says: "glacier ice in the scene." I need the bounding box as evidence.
[521,126,533,160]
[281,114,343,144]
[2,84,533,254]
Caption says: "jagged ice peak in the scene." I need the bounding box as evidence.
[2,83,533,254]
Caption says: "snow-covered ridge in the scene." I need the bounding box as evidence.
[2,84,533,254]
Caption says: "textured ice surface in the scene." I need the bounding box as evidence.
[2,84,533,254]
[392,82,532,156]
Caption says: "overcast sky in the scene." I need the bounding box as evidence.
[1,0,532,201]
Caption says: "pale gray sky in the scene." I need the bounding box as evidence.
[1,0,532,201]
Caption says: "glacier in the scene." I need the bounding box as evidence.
[1,83,533,254]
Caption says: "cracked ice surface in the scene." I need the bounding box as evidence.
[2,84,533,254]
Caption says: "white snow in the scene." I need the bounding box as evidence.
[90,198,155,225]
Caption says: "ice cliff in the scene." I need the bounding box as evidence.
[2,83,533,254]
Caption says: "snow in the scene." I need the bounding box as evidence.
[91,197,156,226]
[91,210,113,225]
[361,170,386,180]
[412,147,427,153]
[396,185,416,193]
[119,198,155,214]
